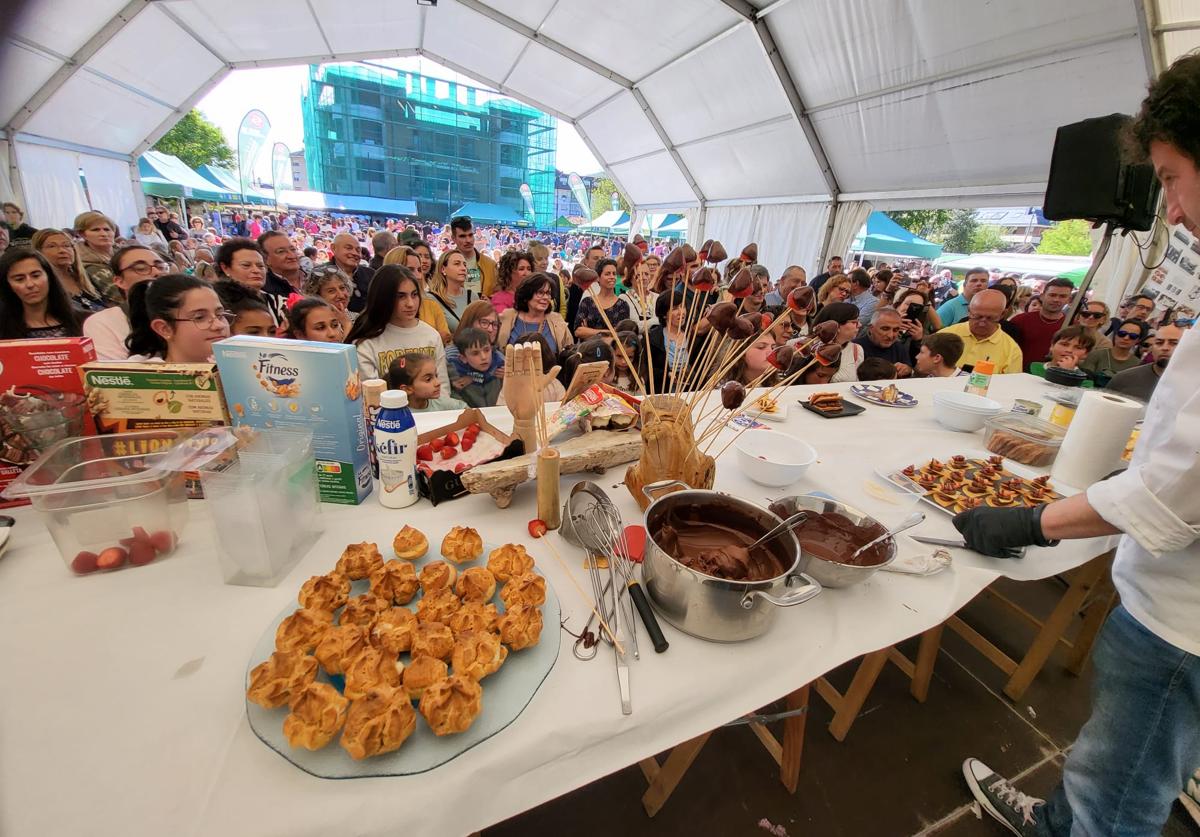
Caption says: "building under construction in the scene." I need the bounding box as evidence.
[301,63,556,226]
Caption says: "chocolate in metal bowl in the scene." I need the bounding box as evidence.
[767,495,897,588]
[640,481,821,642]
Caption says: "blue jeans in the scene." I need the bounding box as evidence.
[1040,605,1200,836]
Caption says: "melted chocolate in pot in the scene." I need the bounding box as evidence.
[651,503,786,581]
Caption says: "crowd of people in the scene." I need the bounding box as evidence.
[0,198,1189,411]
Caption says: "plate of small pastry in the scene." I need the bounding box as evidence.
[244,525,560,778]
[877,453,1064,516]
[849,383,918,408]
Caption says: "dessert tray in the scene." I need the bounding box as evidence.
[877,452,1064,517]
[245,533,560,778]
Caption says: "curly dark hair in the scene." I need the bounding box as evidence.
[496,250,533,292]
[1128,53,1200,165]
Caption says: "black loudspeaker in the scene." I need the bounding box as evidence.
[1042,113,1160,232]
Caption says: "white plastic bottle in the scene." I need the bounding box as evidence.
[374,389,419,508]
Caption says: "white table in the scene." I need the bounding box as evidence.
[0,374,1113,837]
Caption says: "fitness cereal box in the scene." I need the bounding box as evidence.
[0,337,97,507]
[213,336,372,505]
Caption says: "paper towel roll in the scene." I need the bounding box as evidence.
[1050,390,1144,488]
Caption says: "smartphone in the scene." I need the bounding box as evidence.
[906,303,926,322]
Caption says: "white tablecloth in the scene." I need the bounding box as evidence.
[0,374,1113,837]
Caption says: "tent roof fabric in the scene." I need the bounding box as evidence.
[581,210,628,230]
[0,0,1183,213]
[195,164,275,204]
[852,211,943,259]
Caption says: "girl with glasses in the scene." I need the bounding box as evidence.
[125,274,230,363]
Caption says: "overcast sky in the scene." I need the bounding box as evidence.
[197,56,601,183]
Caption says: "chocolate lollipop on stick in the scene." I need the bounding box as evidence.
[767,345,795,371]
[740,242,758,263]
[787,286,815,314]
[816,342,842,366]
[810,319,839,344]
[720,380,746,410]
[706,240,728,263]
[574,267,598,291]
[727,315,758,340]
[705,301,737,333]
[728,268,754,299]
[698,239,713,262]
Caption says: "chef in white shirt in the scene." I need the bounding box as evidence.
[954,53,1200,837]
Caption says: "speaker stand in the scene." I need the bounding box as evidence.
[1064,221,1116,323]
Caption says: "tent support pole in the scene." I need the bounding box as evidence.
[818,199,839,266]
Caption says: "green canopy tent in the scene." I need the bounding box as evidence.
[195,164,275,205]
[851,212,944,259]
[138,151,239,203]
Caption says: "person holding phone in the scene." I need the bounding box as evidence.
[890,288,941,363]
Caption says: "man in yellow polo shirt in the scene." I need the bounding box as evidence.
[936,288,1023,374]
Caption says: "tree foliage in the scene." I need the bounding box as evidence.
[1037,219,1093,256]
[970,225,1005,254]
[941,209,979,254]
[152,110,235,169]
[589,176,631,218]
[885,209,953,239]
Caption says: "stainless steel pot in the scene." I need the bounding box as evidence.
[640,481,821,642]
[767,494,898,588]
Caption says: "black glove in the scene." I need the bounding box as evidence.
[952,504,1058,559]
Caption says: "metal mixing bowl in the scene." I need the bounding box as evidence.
[766,494,897,588]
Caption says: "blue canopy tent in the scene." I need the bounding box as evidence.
[851,212,944,260]
[195,164,275,205]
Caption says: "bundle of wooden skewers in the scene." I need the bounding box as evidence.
[611,240,844,508]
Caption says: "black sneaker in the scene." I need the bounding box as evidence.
[962,758,1045,836]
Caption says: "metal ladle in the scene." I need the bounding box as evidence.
[747,511,809,551]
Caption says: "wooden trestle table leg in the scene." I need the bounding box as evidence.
[639,730,714,817]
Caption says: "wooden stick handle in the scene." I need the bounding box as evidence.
[535,447,561,530]
[540,535,626,655]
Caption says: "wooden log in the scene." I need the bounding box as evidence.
[461,430,642,507]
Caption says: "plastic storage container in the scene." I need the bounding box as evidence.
[197,427,322,587]
[3,429,192,575]
[983,413,1067,468]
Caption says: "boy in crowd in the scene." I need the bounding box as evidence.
[1044,325,1096,371]
[450,327,504,408]
[915,332,965,377]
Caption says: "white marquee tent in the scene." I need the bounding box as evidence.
[1,0,1197,284]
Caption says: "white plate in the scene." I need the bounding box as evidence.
[746,396,789,422]
[246,541,560,778]
[850,384,918,408]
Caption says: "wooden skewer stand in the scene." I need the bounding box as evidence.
[624,395,714,510]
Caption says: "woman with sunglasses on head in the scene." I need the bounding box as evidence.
[32,228,109,314]
[1073,299,1113,351]
[125,274,230,363]
[497,273,574,353]
[0,249,83,339]
[1080,318,1148,384]
[810,301,865,383]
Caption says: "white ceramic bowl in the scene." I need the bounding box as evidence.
[932,391,1003,432]
[734,429,817,487]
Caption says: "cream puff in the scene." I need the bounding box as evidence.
[275,607,333,654]
[369,607,418,655]
[410,621,455,661]
[246,650,319,709]
[340,594,390,628]
[402,655,448,701]
[297,572,351,612]
[340,685,417,760]
[342,646,404,700]
[416,588,462,625]
[450,630,507,680]
[392,525,429,560]
[314,623,369,676]
[370,559,420,606]
[486,543,534,583]
[440,526,484,565]
[283,682,349,750]
[418,674,483,736]
[498,603,544,650]
[418,560,458,595]
[335,542,384,580]
[448,601,501,636]
[455,566,497,604]
[499,572,547,609]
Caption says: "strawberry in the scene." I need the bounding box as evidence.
[527,519,548,538]
[453,463,468,474]
[416,444,434,462]
[461,437,474,452]
[128,541,156,566]
[430,438,445,453]
[71,551,99,574]
[440,446,457,460]
[96,546,127,571]
[445,431,460,446]
[466,423,481,437]
[149,530,176,554]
